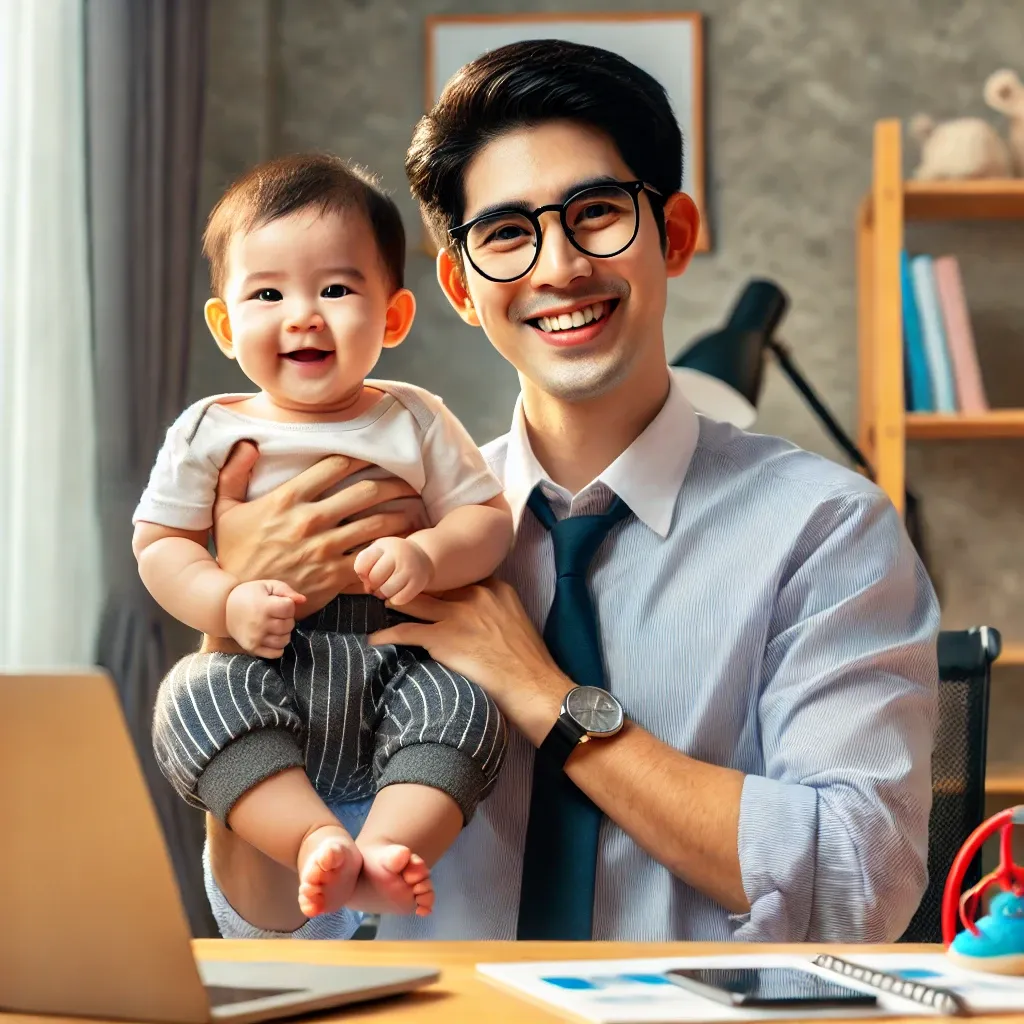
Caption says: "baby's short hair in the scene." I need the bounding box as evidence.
[203,153,406,295]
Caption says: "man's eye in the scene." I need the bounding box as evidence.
[253,288,282,302]
[322,284,350,298]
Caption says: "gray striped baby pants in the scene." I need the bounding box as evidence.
[151,595,507,825]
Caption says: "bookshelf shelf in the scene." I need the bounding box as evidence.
[904,179,1024,222]
[985,767,1024,796]
[998,643,1024,668]
[905,411,1024,440]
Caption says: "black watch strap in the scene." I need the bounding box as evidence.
[538,713,587,770]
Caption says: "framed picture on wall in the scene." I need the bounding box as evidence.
[423,11,709,253]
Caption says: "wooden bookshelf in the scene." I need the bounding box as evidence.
[986,766,1024,796]
[858,120,1024,797]
[905,411,1024,439]
[999,643,1024,667]
[903,179,1024,222]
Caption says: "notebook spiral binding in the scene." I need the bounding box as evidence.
[812,954,969,1017]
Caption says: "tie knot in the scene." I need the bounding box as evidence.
[528,488,630,579]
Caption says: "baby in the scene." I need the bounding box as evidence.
[134,154,511,921]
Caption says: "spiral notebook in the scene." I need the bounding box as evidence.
[477,951,1024,1023]
[812,952,1024,1017]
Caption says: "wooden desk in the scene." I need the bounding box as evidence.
[2,940,1008,1023]
[203,940,976,1022]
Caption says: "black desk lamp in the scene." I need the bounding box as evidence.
[670,278,926,559]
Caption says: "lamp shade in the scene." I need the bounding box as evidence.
[670,279,789,428]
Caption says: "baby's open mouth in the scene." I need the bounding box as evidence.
[282,349,333,362]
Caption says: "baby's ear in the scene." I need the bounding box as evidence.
[205,298,234,358]
[383,288,416,348]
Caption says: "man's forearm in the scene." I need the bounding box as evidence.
[510,670,750,915]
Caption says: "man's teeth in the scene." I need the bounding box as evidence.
[536,302,606,333]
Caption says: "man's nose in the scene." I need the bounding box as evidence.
[285,309,325,333]
[528,212,592,289]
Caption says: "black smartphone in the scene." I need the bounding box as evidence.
[664,967,878,1008]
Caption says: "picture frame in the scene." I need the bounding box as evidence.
[423,11,709,254]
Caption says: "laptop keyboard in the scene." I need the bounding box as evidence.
[205,985,303,1007]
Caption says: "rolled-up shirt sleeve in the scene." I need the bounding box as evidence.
[735,489,939,942]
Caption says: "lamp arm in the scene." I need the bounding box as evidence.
[766,339,875,477]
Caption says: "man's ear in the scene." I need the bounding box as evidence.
[662,192,700,278]
[436,248,481,327]
[204,298,235,358]
[382,288,417,349]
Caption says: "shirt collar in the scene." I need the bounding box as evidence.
[503,370,700,538]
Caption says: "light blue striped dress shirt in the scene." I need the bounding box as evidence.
[377,372,939,943]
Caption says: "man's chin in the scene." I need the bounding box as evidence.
[528,357,634,403]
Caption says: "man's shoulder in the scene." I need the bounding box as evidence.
[693,415,887,518]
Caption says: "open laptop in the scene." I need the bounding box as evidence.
[0,670,439,1023]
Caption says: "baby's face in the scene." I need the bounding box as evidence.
[219,207,395,412]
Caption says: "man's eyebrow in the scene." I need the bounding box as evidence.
[463,176,624,223]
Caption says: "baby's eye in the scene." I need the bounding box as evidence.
[253,288,282,302]
[322,284,350,298]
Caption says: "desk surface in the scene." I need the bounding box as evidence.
[2,940,1010,1024]
[191,940,989,1023]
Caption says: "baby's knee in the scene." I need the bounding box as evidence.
[377,671,509,822]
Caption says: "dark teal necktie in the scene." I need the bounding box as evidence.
[516,486,631,940]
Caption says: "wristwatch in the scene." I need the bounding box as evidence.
[539,685,625,769]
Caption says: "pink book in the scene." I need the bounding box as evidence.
[933,255,989,413]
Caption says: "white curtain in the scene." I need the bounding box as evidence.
[0,0,101,667]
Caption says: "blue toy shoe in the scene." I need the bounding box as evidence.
[949,890,1024,975]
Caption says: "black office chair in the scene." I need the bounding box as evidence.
[899,626,999,943]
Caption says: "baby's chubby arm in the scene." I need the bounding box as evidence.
[354,494,512,605]
[132,522,304,658]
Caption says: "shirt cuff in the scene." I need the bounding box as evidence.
[736,773,818,940]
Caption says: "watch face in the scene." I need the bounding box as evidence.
[565,686,624,736]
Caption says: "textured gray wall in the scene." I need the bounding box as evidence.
[188,0,1024,764]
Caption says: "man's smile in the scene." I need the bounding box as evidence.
[526,298,620,347]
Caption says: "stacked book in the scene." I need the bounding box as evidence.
[900,251,989,413]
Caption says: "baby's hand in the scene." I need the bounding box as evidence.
[225,579,306,658]
[353,537,434,606]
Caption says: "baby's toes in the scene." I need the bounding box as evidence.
[400,853,431,886]
[414,884,435,917]
[298,884,325,917]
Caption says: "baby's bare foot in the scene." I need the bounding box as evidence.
[348,842,435,917]
[296,825,361,918]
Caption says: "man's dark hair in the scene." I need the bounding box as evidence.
[204,152,406,295]
[405,39,682,256]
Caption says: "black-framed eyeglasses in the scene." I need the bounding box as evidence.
[448,179,663,283]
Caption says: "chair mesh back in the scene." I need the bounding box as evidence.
[899,629,993,943]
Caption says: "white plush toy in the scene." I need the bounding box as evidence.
[909,111,1013,180]
[984,69,1024,175]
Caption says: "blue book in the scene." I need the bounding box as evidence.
[910,254,957,412]
[900,250,932,412]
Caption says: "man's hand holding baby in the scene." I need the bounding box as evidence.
[225,579,306,658]
[354,537,434,606]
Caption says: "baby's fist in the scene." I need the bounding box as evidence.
[225,579,305,658]
[353,537,434,605]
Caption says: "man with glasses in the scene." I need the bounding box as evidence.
[199,39,938,943]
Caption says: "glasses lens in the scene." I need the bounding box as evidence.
[564,186,637,257]
[465,212,538,281]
